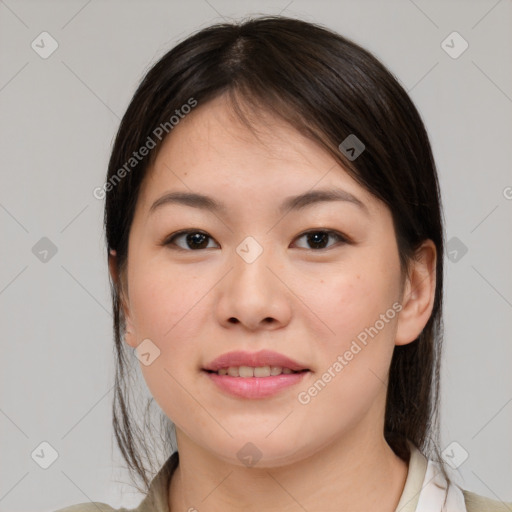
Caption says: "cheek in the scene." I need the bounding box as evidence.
[128,260,209,358]
[127,263,209,422]
[309,259,401,404]
[297,270,399,433]
[131,255,188,322]
[319,266,398,346]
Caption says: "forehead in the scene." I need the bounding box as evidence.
[138,95,378,216]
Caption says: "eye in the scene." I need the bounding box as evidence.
[162,230,219,251]
[162,229,349,252]
[293,229,349,250]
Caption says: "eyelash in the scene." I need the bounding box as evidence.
[161,229,350,252]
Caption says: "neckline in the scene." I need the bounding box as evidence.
[138,443,429,512]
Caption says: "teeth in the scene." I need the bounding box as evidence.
[227,366,240,377]
[215,366,300,377]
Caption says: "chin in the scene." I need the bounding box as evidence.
[206,436,310,469]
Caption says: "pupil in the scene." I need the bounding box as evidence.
[188,233,208,249]
[308,232,327,249]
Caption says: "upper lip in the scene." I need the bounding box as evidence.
[203,350,309,372]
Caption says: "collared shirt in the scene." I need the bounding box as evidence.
[55,444,511,512]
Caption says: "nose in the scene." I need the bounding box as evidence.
[215,242,292,332]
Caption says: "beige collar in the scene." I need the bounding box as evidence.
[395,441,429,511]
[396,441,467,512]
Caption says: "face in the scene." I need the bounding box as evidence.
[114,94,426,468]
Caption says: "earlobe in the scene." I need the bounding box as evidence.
[394,240,437,346]
[109,249,137,348]
[123,327,137,349]
[108,249,119,285]
[122,310,138,348]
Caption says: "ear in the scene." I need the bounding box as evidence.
[108,249,137,348]
[394,239,437,346]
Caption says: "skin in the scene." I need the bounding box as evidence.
[109,94,437,512]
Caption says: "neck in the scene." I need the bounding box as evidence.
[168,429,409,512]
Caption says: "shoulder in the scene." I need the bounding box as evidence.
[464,489,512,512]
[53,503,126,512]
[53,452,179,512]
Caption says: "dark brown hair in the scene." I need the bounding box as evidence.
[104,15,447,492]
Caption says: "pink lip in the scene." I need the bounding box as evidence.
[203,349,309,372]
[204,371,309,399]
[202,350,310,399]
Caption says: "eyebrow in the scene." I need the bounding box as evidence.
[149,188,369,216]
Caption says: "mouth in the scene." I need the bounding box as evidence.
[201,350,311,398]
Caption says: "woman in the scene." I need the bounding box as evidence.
[56,15,511,512]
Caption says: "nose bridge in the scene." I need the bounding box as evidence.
[230,234,278,289]
[235,235,269,267]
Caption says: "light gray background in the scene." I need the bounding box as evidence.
[1,0,511,510]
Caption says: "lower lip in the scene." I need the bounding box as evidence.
[204,371,309,399]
